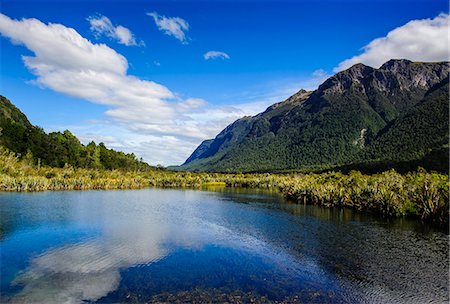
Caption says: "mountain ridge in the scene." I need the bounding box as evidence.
[179,59,449,172]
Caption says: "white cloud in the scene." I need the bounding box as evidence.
[299,69,330,91]
[204,51,230,60]
[0,14,334,166]
[335,13,450,72]
[0,13,275,165]
[181,98,208,108]
[87,14,143,46]
[147,11,189,44]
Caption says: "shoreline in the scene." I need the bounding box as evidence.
[1,147,448,226]
[1,167,448,226]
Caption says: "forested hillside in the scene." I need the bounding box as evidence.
[180,60,449,173]
[0,96,151,170]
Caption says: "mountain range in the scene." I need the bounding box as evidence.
[178,59,449,173]
[1,59,448,173]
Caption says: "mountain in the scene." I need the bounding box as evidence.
[0,96,151,170]
[179,60,449,173]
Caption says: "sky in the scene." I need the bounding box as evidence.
[0,0,448,165]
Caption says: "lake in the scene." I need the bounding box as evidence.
[0,188,448,303]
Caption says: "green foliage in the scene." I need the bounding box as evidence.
[366,78,449,162]
[0,63,448,225]
[0,147,448,225]
[0,95,151,171]
[181,61,449,173]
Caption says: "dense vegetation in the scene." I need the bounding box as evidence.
[1,148,448,225]
[180,60,449,172]
[0,96,150,170]
[0,61,448,226]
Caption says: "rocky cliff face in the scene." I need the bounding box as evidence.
[180,60,449,172]
[320,60,447,95]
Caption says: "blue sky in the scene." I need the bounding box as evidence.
[0,0,448,165]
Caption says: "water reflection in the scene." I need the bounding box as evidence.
[2,190,328,303]
[0,189,448,303]
[11,222,170,303]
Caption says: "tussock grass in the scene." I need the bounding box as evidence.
[0,148,448,225]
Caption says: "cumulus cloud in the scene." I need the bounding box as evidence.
[147,11,189,44]
[0,13,335,166]
[66,101,270,166]
[0,13,275,165]
[87,14,143,46]
[204,51,230,60]
[335,13,450,72]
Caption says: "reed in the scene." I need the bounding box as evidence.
[0,148,448,224]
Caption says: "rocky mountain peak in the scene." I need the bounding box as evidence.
[346,62,373,74]
[379,59,448,91]
[180,60,449,172]
[317,60,448,96]
[379,59,413,72]
[285,88,312,102]
[317,63,374,94]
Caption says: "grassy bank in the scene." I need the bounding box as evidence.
[0,149,448,225]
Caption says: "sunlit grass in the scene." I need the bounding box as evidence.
[0,148,448,224]
[202,181,227,186]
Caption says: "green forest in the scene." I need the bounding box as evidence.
[0,147,448,225]
[0,96,151,171]
[180,61,449,173]
[0,67,449,226]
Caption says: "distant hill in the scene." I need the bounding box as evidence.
[179,60,449,173]
[0,96,151,170]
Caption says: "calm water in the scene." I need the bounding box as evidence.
[0,188,448,303]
